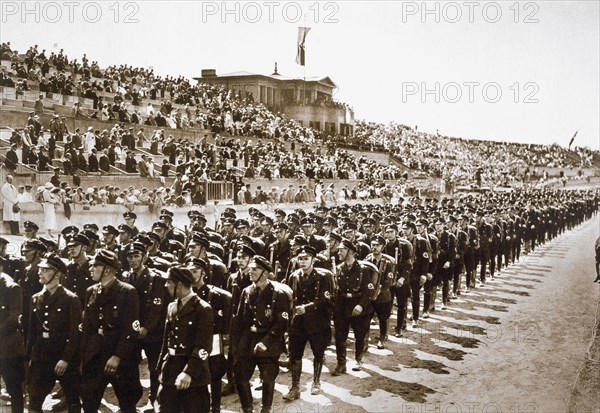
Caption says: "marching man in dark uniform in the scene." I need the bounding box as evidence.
[63,233,92,304]
[157,266,213,413]
[80,249,142,413]
[365,234,395,349]
[101,225,120,252]
[15,238,47,341]
[122,241,167,411]
[404,221,430,328]
[188,258,232,413]
[0,257,25,413]
[123,211,139,238]
[332,239,375,374]
[231,256,289,413]
[477,210,493,286]
[223,244,256,397]
[26,254,81,413]
[284,245,334,400]
[269,223,291,282]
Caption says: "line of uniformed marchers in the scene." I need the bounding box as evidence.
[0,187,598,413]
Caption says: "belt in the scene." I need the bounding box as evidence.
[341,292,361,298]
[250,326,268,333]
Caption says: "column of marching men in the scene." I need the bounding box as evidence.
[0,188,598,413]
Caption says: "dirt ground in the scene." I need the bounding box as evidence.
[2,214,599,413]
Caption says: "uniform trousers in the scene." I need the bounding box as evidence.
[139,338,162,404]
[289,328,331,362]
[28,360,80,413]
[209,354,227,413]
[80,355,142,413]
[0,356,24,413]
[372,300,392,339]
[158,384,210,413]
[333,307,370,363]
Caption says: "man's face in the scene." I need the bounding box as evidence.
[127,252,144,271]
[119,232,130,244]
[338,247,349,262]
[165,279,178,298]
[249,263,264,284]
[22,248,37,263]
[371,242,383,255]
[24,228,37,239]
[343,229,355,240]
[154,228,166,240]
[91,263,106,282]
[237,252,251,270]
[125,217,135,227]
[67,243,84,259]
[327,237,339,251]
[301,224,312,237]
[385,229,396,241]
[416,223,426,235]
[190,267,204,285]
[103,233,115,245]
[236,226,249,237]
[38,266,57,285]
[297,253,313,271]
[363,224,373,235]
[188,243,201,258]
[262,223,272,234]
[275,229,287,242]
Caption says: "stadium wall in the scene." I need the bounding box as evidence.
[0,199,383,241]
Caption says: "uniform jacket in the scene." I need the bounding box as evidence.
[0,274,23,358]
[287,267,334,335]
[437,230,457,269]
[478,220,493,250]
[63,257,93,305]
[335,260,374,318]
[410,235,431,277]
[454,228,469,259]
[122,267,167,341]
[364,253,395,303]
[231,281,288,358]
[158,294,213,387]
[81,279,140,366]
[27,285,81,363]
[196,284,232,357]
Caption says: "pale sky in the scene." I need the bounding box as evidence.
[1,0,598,149]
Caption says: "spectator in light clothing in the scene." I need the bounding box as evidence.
[42,182,60,237]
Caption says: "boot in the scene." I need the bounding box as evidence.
[332,342,347,376]
[261,382,275,413]
[311,360,323,395]
[236,381,254,413]
[283,360,302,401]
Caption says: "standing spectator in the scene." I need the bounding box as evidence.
[42,183,60,237]
[125,151,137,173]
[138,155,149,177]
[1,175,20,235]
[88,149,99,173]
[99,149,110,173]
[34,93,44,115]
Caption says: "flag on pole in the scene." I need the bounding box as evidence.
[568,130,578,149]
[296,27,311,66]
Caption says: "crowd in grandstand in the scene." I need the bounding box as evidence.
[1,41,599,204]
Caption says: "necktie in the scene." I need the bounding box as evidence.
[177,299,183,312]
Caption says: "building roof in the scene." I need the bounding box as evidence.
[196,71,337,88]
